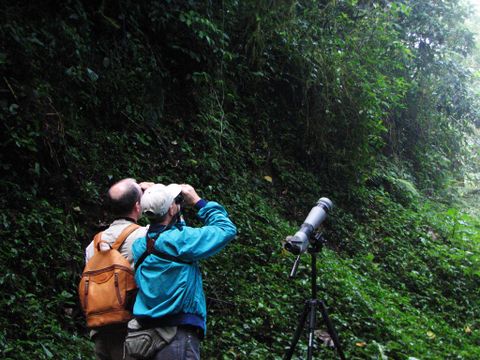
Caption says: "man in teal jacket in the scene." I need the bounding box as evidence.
[131,183,237,359]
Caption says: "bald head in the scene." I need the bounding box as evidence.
[108,178,142,217]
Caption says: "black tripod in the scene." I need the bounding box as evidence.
[284,233,346,360]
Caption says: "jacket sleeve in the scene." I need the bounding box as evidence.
[156,201,237,262]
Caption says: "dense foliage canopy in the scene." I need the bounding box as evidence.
[1,0,479,359]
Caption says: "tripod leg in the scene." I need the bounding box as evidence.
[318,300,346,360]
[283,301,310,360]
[306,300,317,360]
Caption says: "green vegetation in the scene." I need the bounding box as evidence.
[1,0,479,359]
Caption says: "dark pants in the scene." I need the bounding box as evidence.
[153,327,201,360]
[93,325,133,360]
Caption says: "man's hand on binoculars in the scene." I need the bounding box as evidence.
[181,184,201,207]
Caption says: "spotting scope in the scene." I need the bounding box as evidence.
[284,197,333,254]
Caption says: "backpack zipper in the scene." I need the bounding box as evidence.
[83,264,133,276]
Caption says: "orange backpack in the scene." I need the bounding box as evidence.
[79,223,140,328]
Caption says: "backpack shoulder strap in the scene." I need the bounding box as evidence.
[112,223,141,250]
[134,232,192,270]
[93,232,104,255]
[134,243,151,271]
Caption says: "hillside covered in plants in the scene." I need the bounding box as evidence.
[1,0,479,359]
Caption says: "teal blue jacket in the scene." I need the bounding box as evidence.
[132,200,237,331]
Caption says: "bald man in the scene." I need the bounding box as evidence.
[85,178,148,360]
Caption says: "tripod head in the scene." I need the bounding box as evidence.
[308,232,327,253]
[289,231,326,279]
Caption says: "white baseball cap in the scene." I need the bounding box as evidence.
[141,183,182,218]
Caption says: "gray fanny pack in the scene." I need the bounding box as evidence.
[125,318,177,359]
